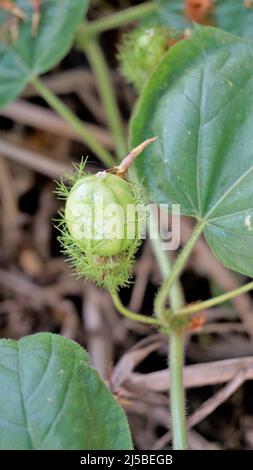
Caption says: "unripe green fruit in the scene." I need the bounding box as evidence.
[65,172,136,257]
[118,26,170,91]
[56,161,144,290]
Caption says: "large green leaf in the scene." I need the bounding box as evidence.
[0,0,89,108]
[0,333,132,450]
[130,26,253,277]
[151,0,253,38]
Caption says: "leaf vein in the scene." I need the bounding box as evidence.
[209,208,253,222]
[17,344,35,449]
[26,335,53,402]
[196,68,205,215]
[205,158,253,218]
[37,345,76,449]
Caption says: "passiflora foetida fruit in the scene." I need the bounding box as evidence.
[118,25,180,91]
[56,139,156,290]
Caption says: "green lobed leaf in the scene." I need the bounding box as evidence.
[130,26,253,277]
[0,333,133,450]
[0,0,89,108]
[150,0,253,38]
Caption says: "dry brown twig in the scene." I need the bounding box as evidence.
[111,340,162,391]
[128,241,153,312]
[127,355,253,391]
[82,283,113,380]
[0,156,22,252]
[187,368,250,428]
[0,138,71,179]
[1,100,114,149]
[0,268,80,338]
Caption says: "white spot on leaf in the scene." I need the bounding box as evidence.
[245,214,252,230]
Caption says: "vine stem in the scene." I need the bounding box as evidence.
[170,331,187,449]
[80,38,127,159]
[148,208,185,311]
[167,277,253,447]
[110,290,160,325]
[30,76,115,168]
[155,220,206,318]
[174,279,253,317]
[78,2,157,37]
[154,219,205,449]
[149,209,188,448]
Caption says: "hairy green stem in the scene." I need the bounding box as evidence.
[149,209,187,448]
[149,209,184,311]
[30,76,115,167]
[155,220,206,318]
[169,331,187,449]
[154,220,205,450]
[174,279,253,317]
[111,290,160,325]
[78,2,157,37]
[81,38,127,159]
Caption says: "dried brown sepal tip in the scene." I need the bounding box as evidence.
[184,0,214,25]
[0,0,42,42]
[0,0,27,20]
[186,310,206,332]
[0,0,27,42]
[112,137,158,178]
[31,0,41,37]
[244,0,253,8]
